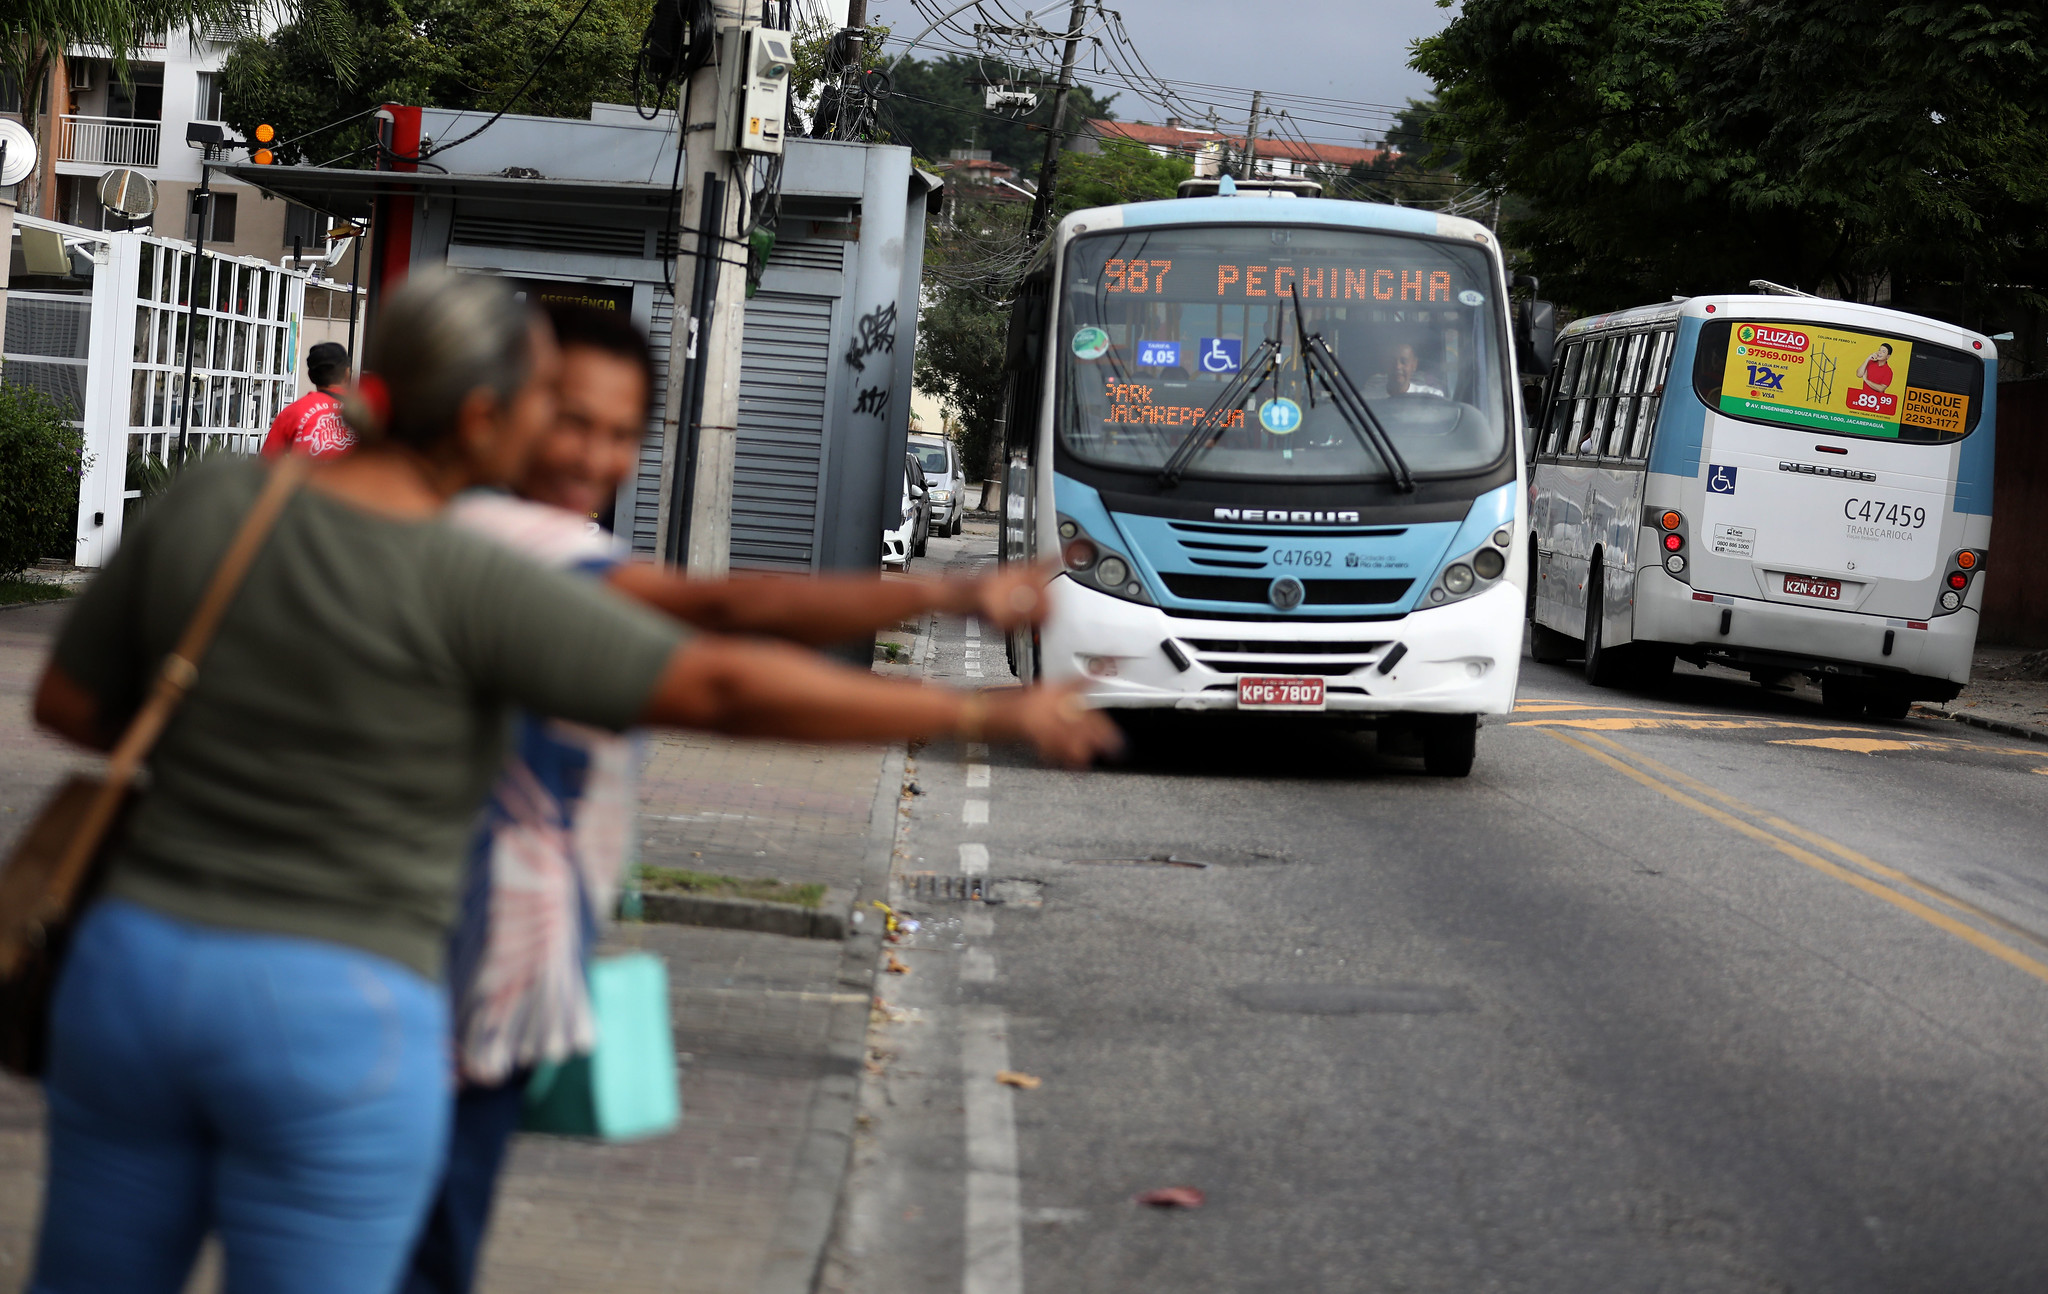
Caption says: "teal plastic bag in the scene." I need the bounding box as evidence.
[521,952,681,1141]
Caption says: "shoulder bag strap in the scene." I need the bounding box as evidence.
[43,455,313,906]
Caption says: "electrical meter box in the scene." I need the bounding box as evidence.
[715,27,792,155]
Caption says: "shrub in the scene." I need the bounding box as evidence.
[0,384,91,578]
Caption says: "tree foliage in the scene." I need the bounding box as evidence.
[916,205,1029,480]
[1053,137,1190,218]
[1414,0,2048,344]
[220,0,652,166]
[0,384,91,577]
[882,56,1116,181]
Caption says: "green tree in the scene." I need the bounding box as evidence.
[3,0,249,213]
[916,204,1031,481]
[220,0,653,166]
[881,56,1117,181]
[0,384,91,577]
[1051,136,1190,218]
[1413,0,2048,338]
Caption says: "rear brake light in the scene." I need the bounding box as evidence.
[1947,572,1968,589]
[1664,533,1683,551]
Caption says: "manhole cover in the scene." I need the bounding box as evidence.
[1228,983,1473,1015]
[908,873,985,902]
[1068,853,1211,869]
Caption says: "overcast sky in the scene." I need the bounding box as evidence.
[849,0,1452,146]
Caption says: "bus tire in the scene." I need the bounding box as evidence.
[1530,619,1576,664]
[1582,572,1631,688]
[1865,689,1912,722]
[1820,678,1866,719]
[1421,715,1477,778]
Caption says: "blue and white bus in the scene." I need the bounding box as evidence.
[1527,295,1996,718]
[996,191,1530,775]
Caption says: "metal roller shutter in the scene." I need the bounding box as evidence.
[730,291,833,570]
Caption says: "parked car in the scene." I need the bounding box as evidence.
[882,451,930,569]
[909,434,966,536]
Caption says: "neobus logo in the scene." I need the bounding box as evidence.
[1738,325,1809,352]
[1213,508,1363,524]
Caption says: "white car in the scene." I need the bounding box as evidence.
[882,452,930,569]
[908,434,965,537]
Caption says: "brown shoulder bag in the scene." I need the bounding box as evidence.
[0,456,309,1076]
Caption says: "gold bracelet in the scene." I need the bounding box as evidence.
[957,694,987,744]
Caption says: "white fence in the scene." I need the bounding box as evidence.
[2,216,311,567]
[56,115,163,168]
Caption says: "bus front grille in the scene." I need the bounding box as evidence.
[1158,573,1414,606]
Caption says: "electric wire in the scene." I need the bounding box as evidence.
[425,0,605,157]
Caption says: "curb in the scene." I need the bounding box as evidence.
[638,885,853,940]
[758,738,909,1294]
[1929,708,2048,744]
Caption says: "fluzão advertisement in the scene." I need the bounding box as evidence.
[1719,323,1962,438]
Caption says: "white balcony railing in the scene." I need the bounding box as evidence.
[56,115,161,168]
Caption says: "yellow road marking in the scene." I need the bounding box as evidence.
[1515,716,1869,734]
[1545,728,2048,984]
[1772,737,1945,754]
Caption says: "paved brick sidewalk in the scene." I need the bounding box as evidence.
[0,597,907,1294]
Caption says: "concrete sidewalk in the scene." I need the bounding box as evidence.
[0,597,913,1294]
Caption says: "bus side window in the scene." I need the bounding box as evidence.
[1568,338,1606,457]
[1586,336,1626,456]
[1604,333,1649,457]
[1629,329,1676,460]
[1543,342,1583,456]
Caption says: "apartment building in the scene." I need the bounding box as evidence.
[1078,118,1383,183]
[9,22,342,274]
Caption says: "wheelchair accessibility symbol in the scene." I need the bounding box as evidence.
[1708,464,1738,494]
[1199,337,1242,374]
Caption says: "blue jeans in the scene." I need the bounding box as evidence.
[399,1073,531,1294]
[32,899,453,1294]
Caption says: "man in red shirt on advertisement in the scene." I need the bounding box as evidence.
[261,341,356,458]
[1852,342,1896,410]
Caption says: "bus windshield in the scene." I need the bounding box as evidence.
[1057,225,1510,481]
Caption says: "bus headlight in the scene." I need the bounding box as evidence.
[1425,532,1512,607]
[1473,548,1505,580]
[1443,563,1476,594]
[1053,513,1153,606]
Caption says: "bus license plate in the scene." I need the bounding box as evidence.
[1784,574,1842,601]
[1238,677,1326,710]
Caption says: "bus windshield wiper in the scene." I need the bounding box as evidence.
[1291,287,1417,493]
[1157,338,1281,487]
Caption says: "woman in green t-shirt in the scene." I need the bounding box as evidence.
[27,270,1118,1294]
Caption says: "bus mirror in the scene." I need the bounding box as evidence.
[1515,299,1557,376]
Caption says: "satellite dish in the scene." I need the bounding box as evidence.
[99,168,156,217]
[0,118,38,188]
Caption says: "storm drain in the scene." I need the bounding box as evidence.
[909,873,986,902]
[1228,983,1473,1015]
[1068,853,1212,869]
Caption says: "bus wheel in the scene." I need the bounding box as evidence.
[1582,576,1631,688]
[1421,715,1478,778]
[1820,678,1866,719]
[1865,689,1912,722]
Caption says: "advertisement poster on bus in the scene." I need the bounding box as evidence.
[1719,323,1918,437]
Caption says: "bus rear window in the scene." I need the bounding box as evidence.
[1692,318,1983,442]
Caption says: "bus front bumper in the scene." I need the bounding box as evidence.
[1040,577,1524,715]
[1632,567,1975,690]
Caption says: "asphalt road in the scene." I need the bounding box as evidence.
[825,524,2048,1294]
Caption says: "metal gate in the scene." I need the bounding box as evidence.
[730,291,834,570]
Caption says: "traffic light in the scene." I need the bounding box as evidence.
[252,123,275,165]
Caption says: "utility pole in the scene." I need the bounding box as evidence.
[660,0,755,574]
[1025,0,1089,238]
[1241,90,1263,180]
[175,160,215,468]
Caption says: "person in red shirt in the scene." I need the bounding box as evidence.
[1854,343,1895,399]
[261,341,356,458]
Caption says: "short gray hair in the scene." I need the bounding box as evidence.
[351,269,538,450]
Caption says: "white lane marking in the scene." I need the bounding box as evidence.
[966,620,982,638]
[964,909,994,937]
[962,947,997,982]
[962,1008,1025,1294]
[963,800,990,825]
[966,743,990,760]
[960,842,990,875]
[966,764,991,788]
